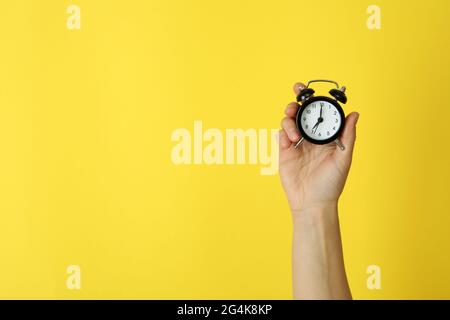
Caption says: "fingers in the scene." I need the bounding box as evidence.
[279,129,291,150]
[279,82,306,150]
[283,82,305,126]
[284,102,298,118]
[340,112,359,153]
[281,116,301,142]
[293,82,306,96]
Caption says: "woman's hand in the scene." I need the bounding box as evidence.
[281,82,358,299]
[279,82,359,218]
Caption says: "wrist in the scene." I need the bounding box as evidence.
[291,201,338,226]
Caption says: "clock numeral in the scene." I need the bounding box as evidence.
[303,117,306,121]
[335,118,338,123]
[320,102,324,107]
[327,131,330,136]
[318,133,321,137]
[334,111,337,115]
[306,110,311,114]
[333,126,336,130]
[305,124,309,129]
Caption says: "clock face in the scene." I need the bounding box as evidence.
[297,97,344,144]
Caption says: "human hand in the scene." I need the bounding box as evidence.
[279,82,359,218]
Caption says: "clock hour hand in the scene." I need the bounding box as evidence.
[311,121,320,133]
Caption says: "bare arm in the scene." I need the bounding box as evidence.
[279,82,359,299]
[292,204,351,299]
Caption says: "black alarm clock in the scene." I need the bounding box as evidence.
[294,79,347,150]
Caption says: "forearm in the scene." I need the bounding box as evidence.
[292,203,352,300]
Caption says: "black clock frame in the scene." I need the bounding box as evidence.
[295,96,346,145]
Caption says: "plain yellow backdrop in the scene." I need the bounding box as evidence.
[0,0,449,299]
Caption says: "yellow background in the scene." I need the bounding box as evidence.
[0,0,449,299]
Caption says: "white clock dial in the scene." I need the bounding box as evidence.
[300,100,342,141]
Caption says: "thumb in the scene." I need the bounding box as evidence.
[339,112,359,155]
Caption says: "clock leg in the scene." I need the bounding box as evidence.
[294,137,304,149]
[335,138,345,151]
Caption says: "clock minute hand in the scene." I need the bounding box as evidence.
[313,106,324,134]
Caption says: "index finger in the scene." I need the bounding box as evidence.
[293,82,307,96]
